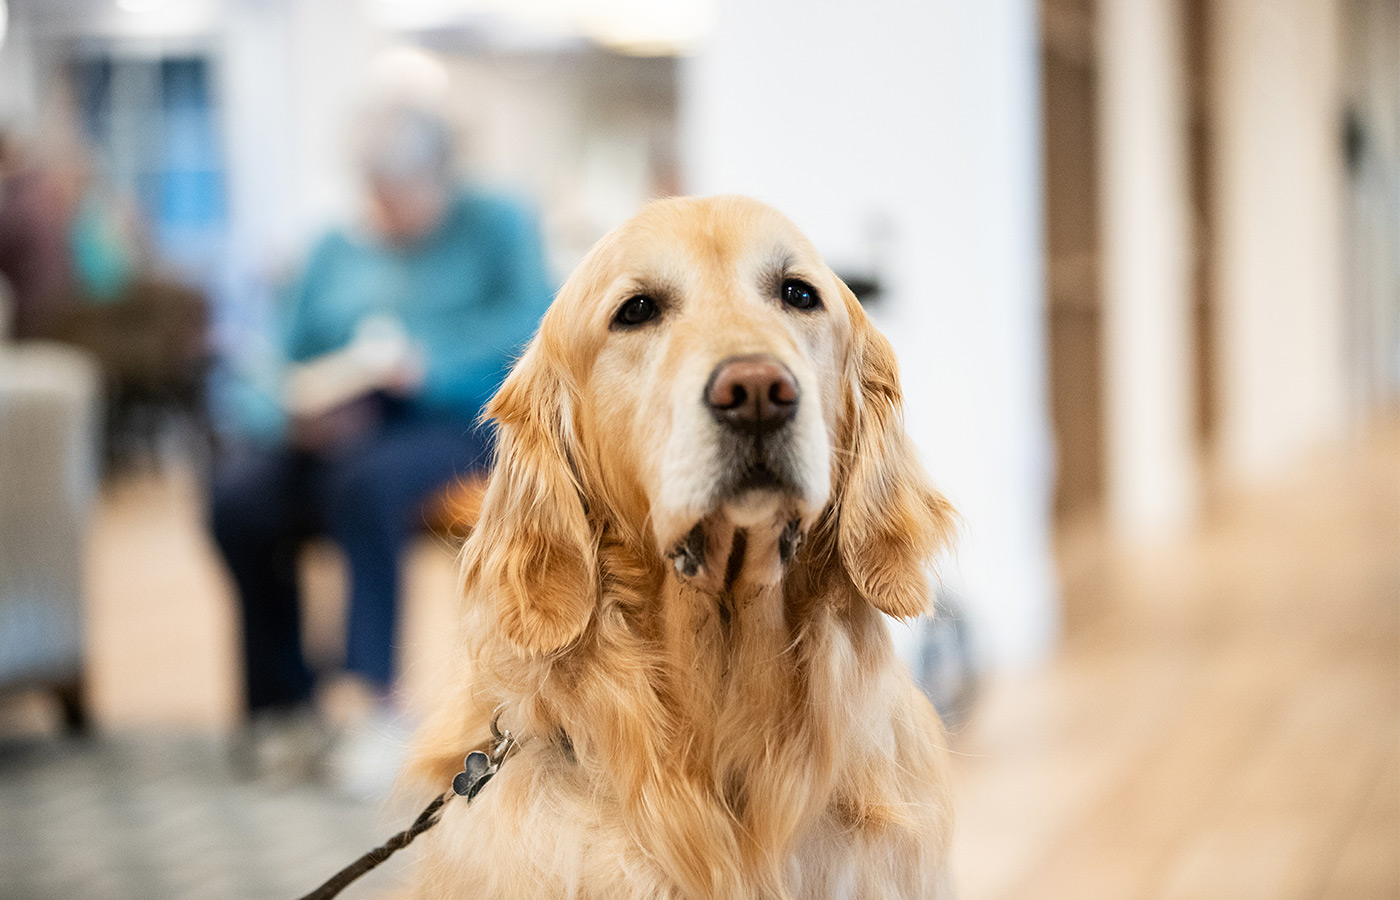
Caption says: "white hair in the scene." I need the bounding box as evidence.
[358,104,455,189]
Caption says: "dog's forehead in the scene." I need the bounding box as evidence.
[606,196,820,285]
[541,195,849,358]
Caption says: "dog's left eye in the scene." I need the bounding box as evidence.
[781,279,821,311]
[613,295,660,329]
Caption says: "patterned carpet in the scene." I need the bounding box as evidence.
[0,734,411,900]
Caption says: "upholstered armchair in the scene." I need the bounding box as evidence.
[0,342,101,728]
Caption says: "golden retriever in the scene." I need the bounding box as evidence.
[407,195,957,899]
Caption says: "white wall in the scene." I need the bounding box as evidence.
[1097,0,1201,537]
[219,0,378,275]
[683,0,1058,669]
[1210,0,1348,476]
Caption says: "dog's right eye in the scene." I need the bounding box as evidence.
[612,295,660,329]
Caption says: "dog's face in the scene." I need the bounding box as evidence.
[465,196,953,656]
[571,199,848,560]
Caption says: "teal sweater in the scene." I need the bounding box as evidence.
[231,188,553,439]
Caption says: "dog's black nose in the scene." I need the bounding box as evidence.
[705,355,799,435]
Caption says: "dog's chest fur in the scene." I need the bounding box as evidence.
[413,540,951,900]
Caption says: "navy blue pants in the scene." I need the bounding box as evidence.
[210,417,490,712]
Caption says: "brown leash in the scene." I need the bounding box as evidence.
[295,709,517,900]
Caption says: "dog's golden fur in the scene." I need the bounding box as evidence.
[407,196,956,899]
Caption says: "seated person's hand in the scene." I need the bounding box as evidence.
[283,316,424,454]
[381,348,425,398]
[285,315,422,410]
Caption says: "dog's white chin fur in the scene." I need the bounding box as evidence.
[724,489,785,529]
[655,471,830,553]
[655,394,833,549]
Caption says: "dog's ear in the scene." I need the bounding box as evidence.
[833,283,956,620]
[462,335,596,656]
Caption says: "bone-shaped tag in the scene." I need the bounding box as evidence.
[451,750,497,800]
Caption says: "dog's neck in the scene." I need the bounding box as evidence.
[569,513,888,896]
[661,515,800,694]
[483,511,913,898]
[645,509,851,771]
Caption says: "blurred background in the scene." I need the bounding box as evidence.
[0,0,1395,898]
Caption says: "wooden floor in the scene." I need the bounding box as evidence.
[951,427,1400,900]
[2,428,1395,898]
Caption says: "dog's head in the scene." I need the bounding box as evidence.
[464,196,954,656]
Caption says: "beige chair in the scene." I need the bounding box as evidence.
[0,342,101,729]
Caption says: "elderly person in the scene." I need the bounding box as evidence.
[211,106,552,793]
